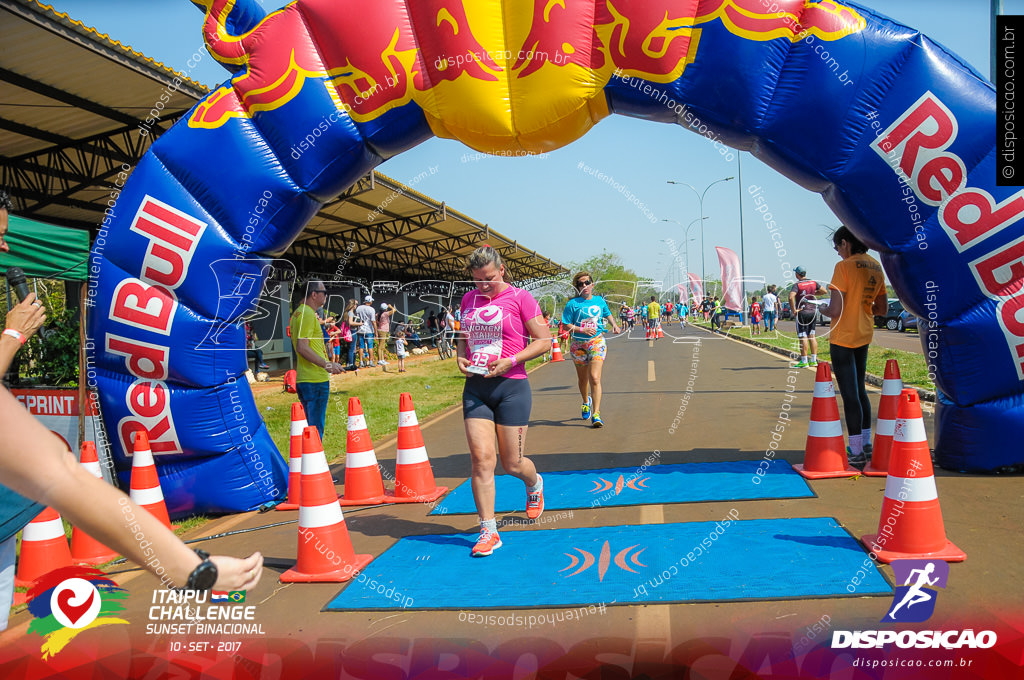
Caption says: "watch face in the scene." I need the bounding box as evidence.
[190,561,218,591]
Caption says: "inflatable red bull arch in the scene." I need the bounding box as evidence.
[87,0,1024,515]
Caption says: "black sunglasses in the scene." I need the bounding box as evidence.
[577,279,592,287]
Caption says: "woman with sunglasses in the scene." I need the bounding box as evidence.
[561,272,622,428]
[816,226,889,466]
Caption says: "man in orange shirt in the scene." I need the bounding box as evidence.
[817,227,889,466]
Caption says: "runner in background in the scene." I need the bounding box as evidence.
[458,246,551,557]
[562,273,622,428]
[647,296,662,340]
[789,267,828,368]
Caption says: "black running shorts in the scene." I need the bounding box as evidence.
[462,375,532,426]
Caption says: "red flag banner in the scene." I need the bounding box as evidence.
[687,273,704,307]
[715,246,743,312]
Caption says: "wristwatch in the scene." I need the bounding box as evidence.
[185,549,218,590]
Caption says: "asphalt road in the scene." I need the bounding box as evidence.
[4,326,1018,677]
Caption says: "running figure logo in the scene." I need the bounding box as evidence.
[883,560,950,623]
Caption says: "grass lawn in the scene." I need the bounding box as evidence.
[688,320,934,390]
[253,353,549,466]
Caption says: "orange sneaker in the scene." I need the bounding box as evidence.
[526,476,544,520]
[471,528,502,557]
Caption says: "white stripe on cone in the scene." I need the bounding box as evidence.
[813,382,836,399]
[876,418,895,436]
[132,445,155,466]
[883,474,938,503]
[348,414,368,431]
[82,461,102,478]
[894,418,927,443]
[881,378,902,395]
[290,418,308,436]
[299,502,346,529]
[808,420,843,438]
[289,456,302,472]
[397,446,429,465]
[131,486,166,506]
[23,517,66,542]
[303,453,331,476]
[346,450,378,469]
[398,411,419,428]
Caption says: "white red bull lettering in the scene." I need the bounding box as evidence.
[873,91,1024,379]
[118,378,182,455]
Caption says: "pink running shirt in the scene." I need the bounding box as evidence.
[459,285,542,379]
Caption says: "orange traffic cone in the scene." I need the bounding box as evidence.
[339,397,387,506]
[129,431,173,529]
[280,427,373,582]
[277,403,308,510]
[657,326,665,338]
[551,339,565,362]
[15,507,72,587]
[392,393,448,503]
[864,360,903,477]
[645,324,652,340]
[861,390,965,563]
[794,362,859,479]
[71,442,120,565]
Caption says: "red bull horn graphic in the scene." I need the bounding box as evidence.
[189,0,865,151]
[85,0,1022,520]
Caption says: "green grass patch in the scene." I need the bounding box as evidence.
[255,356,511,465]
[692,321,934,390]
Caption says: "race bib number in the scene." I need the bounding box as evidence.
[464,304,503,367]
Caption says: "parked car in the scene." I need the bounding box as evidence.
[897,310,919,332]
[779,302,793,320]
[874,299,904,330]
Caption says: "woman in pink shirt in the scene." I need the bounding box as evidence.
[457,246,551,557]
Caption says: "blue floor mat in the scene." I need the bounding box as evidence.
[429,460,815,515]
[324,517,890,611]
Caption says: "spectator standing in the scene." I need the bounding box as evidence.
[376,302,395,367]
[817,227,888,465]
[762,285,779,332]
[395,331,408,372]
[354,295,376,368]
[749,297,763,336]
[289,281,342,439]
[426,310,438,346]
[343,298,361,369]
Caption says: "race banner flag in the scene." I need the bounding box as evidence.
[687,273,704,307]
[715,247,743,312]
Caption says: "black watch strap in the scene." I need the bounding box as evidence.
[185,549,218,590]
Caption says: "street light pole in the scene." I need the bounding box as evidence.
[662,218,706,288]
[667,177,734,286]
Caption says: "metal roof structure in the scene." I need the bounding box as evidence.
[0,0,566,282]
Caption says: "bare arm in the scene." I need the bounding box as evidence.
[820,285,844,320]
[871,288,888,316]
[0,293,46,375]
[0,387,262,590]
[484,315,553,378]
[296,337,341,374]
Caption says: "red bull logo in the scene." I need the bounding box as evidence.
[188,0,864,153]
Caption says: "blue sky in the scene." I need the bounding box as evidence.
[47,0,1018,289]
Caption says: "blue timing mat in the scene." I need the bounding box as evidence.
[428,460,814,515]
[325,517,890,611]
